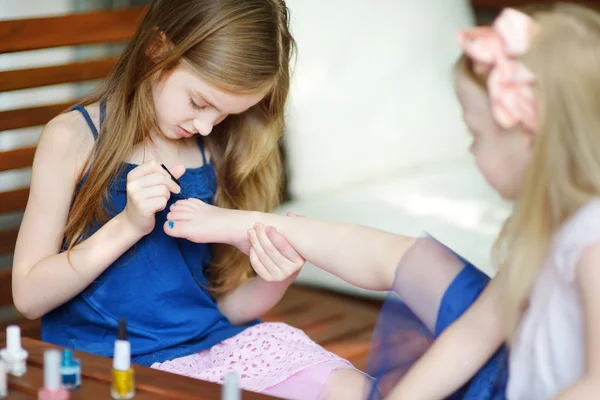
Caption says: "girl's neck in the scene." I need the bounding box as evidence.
[144,132,184,165]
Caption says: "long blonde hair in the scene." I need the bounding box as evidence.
[64,0,296,296]
[457,2,600,339]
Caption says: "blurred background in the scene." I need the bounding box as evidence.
[0,0,512,303]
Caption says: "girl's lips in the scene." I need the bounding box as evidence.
[177,126,194,137]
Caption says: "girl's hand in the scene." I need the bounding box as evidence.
[123,161,184,236]
[248,213,306,282]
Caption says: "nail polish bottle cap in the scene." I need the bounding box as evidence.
[44,350,61,390]
[222,372,240,400]
[113,318,131,371]
[61,349,77,368]
[6,326,22,353]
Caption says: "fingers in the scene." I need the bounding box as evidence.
[127,160,160,180]
[136,173,172,191]
[247,224,305,282]
[147,196,169,213]
[160,170,181,194]
[248,228,286,281]
[127,161,181,194]
[265,226,304,264]
[140,185,171,200]
[249,247,273,282]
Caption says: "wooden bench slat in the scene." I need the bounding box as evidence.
[0,318,40,340]
[0,147,36,172]
[264,300,345,330]
[0,57,118,93]
[0,7,146,54]
[0,188,29,214]
[308,310,377,346]
[0,102,72,131]
[323,329,373,369]
[470,0,530,11]
[0,268,12,308]
[0,228,19,254]
[271,285,313,311]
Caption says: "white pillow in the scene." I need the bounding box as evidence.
[284,0,476,198]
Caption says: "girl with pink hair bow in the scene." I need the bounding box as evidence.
[159,3,600,399]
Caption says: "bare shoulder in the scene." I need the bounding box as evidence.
[41,107,96,152]
[37,106,98,178]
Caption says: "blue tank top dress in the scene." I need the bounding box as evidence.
[41,104,258,366]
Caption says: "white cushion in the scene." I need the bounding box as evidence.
[276,160,511,299]
[284,0,476,198]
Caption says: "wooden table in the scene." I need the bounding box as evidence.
[0,333,278,399]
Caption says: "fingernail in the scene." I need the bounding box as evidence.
[168,220,174,229]
[247,229,254,239]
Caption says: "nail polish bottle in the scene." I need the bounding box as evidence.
[0,325,28,376]
[60,349,81,390]
[0,360,7,399]
[111,318,134,399]
[38,350,70,400]
[222,372,240,400]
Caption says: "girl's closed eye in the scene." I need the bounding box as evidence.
[189,98,205,111]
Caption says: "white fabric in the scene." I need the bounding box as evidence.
[508,199,600,399]
[277,161,511,299]
[283,0,475,198]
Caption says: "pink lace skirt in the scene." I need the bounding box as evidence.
[151,322,357,399]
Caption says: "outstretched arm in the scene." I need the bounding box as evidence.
[165,199,415,291]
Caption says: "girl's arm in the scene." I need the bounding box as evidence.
[244,213,415,291]
[12,114,179,319]
[553,243,600,399]
[217,273,298,325]
[165,200,416,292]
[386,269,506,399]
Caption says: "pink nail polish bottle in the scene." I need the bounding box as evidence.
[38,350,70,400]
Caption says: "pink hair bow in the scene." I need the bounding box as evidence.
[458,8,539,133]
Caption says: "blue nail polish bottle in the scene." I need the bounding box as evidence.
[60,349,81,389]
